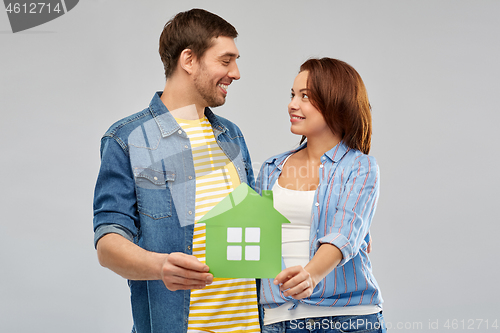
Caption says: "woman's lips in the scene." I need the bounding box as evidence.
[290,115,305,122]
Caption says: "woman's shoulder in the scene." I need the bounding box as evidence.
[349,149,377,163]
[341,148,379,177]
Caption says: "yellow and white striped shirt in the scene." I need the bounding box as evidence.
[175,117,260,333]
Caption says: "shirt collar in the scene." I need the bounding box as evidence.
[325,141,350,163]
[268,141,351,168]
[204,108,228,137]
[148,92,228,137]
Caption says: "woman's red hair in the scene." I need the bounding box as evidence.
[299,58,372,154]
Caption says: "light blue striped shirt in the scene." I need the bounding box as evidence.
[256,142,383,309]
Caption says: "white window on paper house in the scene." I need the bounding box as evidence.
[226,227,260,261]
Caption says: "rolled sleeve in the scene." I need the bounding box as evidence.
[93,136,139,248]
[317,232,353,266]
[94,224,134,248]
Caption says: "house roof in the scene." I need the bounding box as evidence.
[199,183,290,227]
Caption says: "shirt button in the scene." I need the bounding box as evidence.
[319,164,324,168]
[188,176,193,180]
[184,145,189,149]
[315,202,319,206]
[153,177,158,180]
[188,211,193,215]
[187,245,191,250]
[178,130,182,134]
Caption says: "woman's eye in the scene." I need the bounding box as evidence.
[302,93,309,99]
[290,93,295,99]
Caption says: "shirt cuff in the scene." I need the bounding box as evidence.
[317,233,353,267]
[94,224,134,249]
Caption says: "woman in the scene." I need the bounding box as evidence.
[256,58,386,332]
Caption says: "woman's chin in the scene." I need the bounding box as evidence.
[290,127,303,136]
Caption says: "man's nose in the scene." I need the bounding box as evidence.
[229,63,240,80]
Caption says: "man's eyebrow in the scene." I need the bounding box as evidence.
[220,52,240,59]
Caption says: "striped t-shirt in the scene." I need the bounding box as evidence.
[175,116,260,333]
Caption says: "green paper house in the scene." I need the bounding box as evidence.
[199,183,290,278]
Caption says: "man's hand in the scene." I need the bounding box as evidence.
[273,265,316,300]
[161,252,214,291]
[96,234,213,290]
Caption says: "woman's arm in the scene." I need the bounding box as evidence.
[274,154,379,300]
[318,154,379,266]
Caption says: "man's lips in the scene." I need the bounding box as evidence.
[218,83,229,95]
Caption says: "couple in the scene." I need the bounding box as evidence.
[93,8,385,333]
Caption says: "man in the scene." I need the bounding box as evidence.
[93,9,260,333]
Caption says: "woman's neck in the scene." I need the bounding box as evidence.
[302,134,341,163]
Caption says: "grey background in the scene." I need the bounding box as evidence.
[1,0,499,332]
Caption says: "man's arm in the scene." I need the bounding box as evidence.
[94,137,212,291]
[97,233,213,291]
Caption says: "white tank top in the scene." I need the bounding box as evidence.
[272,180,315,268]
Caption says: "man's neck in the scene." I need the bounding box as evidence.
[160,80,206,119]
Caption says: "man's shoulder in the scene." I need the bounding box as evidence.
[103,107,153,139]
[206,109,243,136]
[219,115,243,134]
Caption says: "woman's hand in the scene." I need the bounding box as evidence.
[274,243,343,300]
[274,265,317,300]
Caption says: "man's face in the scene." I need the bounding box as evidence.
[192,36,240,108]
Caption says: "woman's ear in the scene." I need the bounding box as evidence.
[179,49,195,75]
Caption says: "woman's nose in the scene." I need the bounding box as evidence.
[288,98,299,112]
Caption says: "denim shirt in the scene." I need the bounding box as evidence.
[256,142,383,310]
[93,92,255,333]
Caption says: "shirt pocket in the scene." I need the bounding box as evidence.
[133,167,175,219]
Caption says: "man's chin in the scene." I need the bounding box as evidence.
[208,98,226,108]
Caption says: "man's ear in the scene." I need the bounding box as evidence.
[179,49,196,75]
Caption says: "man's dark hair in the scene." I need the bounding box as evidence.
[159,8,238,78]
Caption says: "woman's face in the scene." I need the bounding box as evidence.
[288,71,330,139]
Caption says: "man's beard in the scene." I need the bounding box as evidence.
[193,64,226,108]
